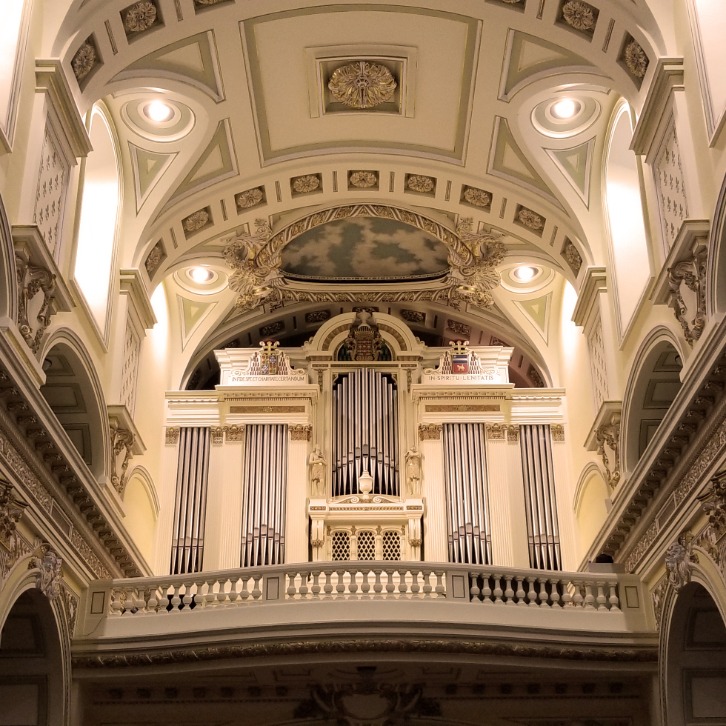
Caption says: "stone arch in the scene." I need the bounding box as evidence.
[0,562,70,726]
[621,328,685,474]
[661,580,726,725]
[123,465,159,565]
[38,329,110,480]
[0,193,17,323]
[573,462,610,556]
[707,174,726,318]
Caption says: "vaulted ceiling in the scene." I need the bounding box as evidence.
[53,0,664,387]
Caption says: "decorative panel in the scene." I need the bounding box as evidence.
[34,125,69,258]
[653,120,688,248]
[588,315,608,411]
[120,320,141,415]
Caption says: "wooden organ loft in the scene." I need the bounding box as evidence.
[163,311,571,576]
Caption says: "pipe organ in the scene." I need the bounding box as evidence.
[164,312,571,573]
[332,368,399,497]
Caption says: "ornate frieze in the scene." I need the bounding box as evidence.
[515,206,545,235]
[418,423,442,441]
[560,0,598,33]
[182,208,211,236]
[461,186,491,209]
[235,186,265,210]
[121,1,160,35]
[144,240,166,279]
[328,61,397,109]
[666,242,707,346]
[349,170,378,189]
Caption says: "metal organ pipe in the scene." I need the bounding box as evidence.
[240,424,288,567]
[332,369,399,497]
[170,427,211,574]
[443,423,492,565]
[520,424,561,570]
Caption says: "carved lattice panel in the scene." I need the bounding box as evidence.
[654,121,688,249]
[382,530,401,561]
[588,316,608,411]
[34,125,69,257]
[120,321,141,415]
[357,530,376,561]
[331,531,350,561]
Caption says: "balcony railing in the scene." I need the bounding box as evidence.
[79,562,651,638]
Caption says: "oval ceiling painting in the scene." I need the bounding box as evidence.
[281,217,449,282]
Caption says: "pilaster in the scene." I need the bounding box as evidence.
[419,424,446,562]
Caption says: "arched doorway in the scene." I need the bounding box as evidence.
[665,583,726,723]
[0,589,66,726]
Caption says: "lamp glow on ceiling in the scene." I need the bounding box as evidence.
[189,266,213,284]
[551,98,578,119]
[513,265,537,282]
[145,100,173,123]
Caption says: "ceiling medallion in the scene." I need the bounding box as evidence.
[235,187,265,210]
[406,174,435,194]
[182,209,210,234]
[516,207,545,232]
[292,174,321,194]
[623,38,649,79]
[561,1,596,32]
[328,61,397,109]
[462,186,491,208]
[71,38,98,82]
[349,171,378,189]
[122,1,158,33]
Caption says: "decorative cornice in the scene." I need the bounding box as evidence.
[631,58,684,160]
[35,60,92,161]
[119,269,157,335]
[571,267,607,330]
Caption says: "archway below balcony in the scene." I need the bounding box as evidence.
[622,333,683,474]
[664,582,726,724]
[39,332,109,480]
[0,588,66,726]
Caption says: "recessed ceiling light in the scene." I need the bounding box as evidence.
[513,265,537,282]
[189,266,213,284]
[551,98,578,120]
[145,100,173,123]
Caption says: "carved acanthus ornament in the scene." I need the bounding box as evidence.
[30,544,63,600]
[665,531,697,592]
[0,479,28,548]
[224,219,280,310]
[109,421,135,495]
[224,208,506,311]
[418,424,442,441]
[16,253,57,354]
[449,218,505,309]
[328,61,397,109]
[595,413,621,487]
[695,471,726,564]
[666,243,707,345]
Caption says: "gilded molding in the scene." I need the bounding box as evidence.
[418,424,442,441]
[328,61,397,109]
[290,424,312,441]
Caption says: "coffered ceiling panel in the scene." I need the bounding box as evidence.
[241,5,480,164]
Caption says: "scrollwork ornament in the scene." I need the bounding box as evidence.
[665,532,697,592]
[15,255,57,354]
[328,61,397,109]
[0,480,28,547]
[667,246,707,346]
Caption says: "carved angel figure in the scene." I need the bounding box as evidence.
[665,533,696,592]
[223,220,278,310]
[405,447,422,497]
[451,218,506,308]
[309,446,326,497]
